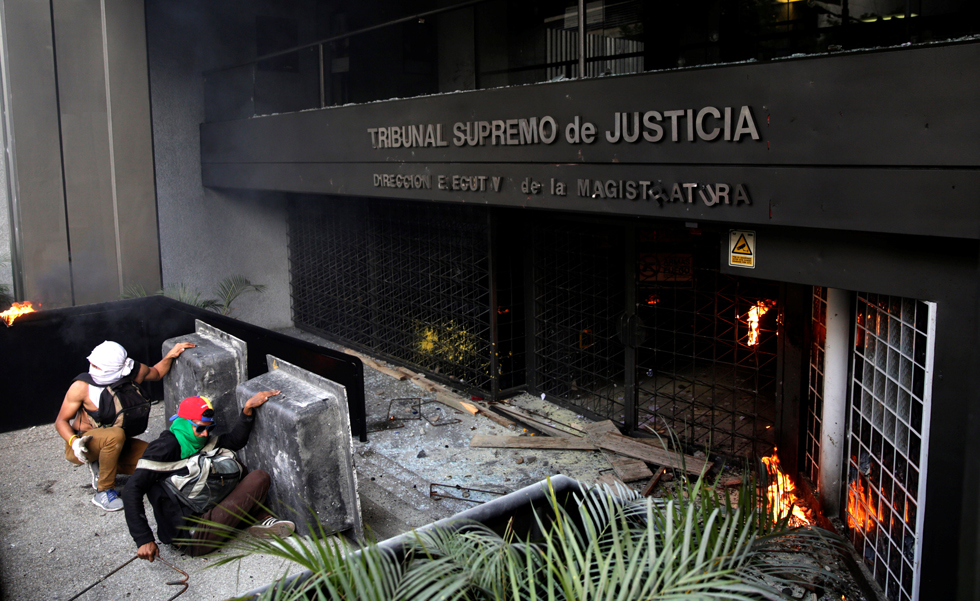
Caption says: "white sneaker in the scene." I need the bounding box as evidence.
[248,517,295,539]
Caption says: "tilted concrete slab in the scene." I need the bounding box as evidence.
[163,319,248,427]
[237,355,362,540]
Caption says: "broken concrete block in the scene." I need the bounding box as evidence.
[237,355,362,539]
[163,320,247,428]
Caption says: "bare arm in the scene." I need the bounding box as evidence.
[54,381,89,441]
[139,342,195,382]
[243,390,280,416]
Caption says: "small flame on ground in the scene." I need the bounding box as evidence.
[847,475,878,532]
[1,301,37,327]
[761,448,811,524]
[745,300,775,346]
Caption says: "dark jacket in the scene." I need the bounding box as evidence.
[123,410,255,548]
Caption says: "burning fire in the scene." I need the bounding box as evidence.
[1,301,37,327]
[847,476,878,532]
[761,448,811,524]
[745,300,775,346]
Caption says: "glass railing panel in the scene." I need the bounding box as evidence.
[254,46,321,116]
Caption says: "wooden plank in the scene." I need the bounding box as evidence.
[595,473,627,489]
[641,467,666,497]
[493,405,582,438]
[433,393,516,428]
[475,407,517,429]
[370,363,410,381]
[581,420,620,436]
[633,436,677,453]
[409,377,438,393]
[434,389,472,410]
[433,391,471,413]
[596,432,708,476]
[398,367,455,395]
[709,476,744,489]
[341,348,408,380]
[458,401,480,415]
[396,366,418,379]
[583,420,653,482]
[608,456,653,482]
[470,435,597,451]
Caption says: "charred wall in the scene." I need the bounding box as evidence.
[144,0,324,327]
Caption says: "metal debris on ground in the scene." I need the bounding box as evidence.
[68,555,189,601]
[429,483,507,504]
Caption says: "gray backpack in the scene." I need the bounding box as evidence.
[137,437,244,513]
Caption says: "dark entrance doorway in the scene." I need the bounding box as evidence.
[529,218,780,459]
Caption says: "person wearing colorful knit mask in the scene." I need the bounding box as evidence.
[54,340,195,511]
[124,393,295,561]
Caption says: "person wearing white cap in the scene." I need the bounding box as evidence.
[54,340,195,511]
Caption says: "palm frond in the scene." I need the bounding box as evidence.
[212,274,266,315]
[119,283,152,299]
[190,456,845,601]
[161,283,220,309]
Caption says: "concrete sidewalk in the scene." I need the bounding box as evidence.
[0,328,612,600]
[0,403,315,601]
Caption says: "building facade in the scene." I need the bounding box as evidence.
[2,1,980,599]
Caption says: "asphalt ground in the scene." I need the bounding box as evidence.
[0,403,312,601]
[0,328,611,601]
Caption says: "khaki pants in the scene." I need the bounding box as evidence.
[64,427,147,492]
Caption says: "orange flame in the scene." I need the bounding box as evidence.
[761,448,811,524]
[847,476,878,532]
[745,300,775,346]
[1,301,37,327]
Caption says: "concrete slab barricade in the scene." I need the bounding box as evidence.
[162,320,248,428]
[237,355,362,539]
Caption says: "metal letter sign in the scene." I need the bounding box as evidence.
[729,230,755,268]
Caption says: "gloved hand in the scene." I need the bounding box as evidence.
[71,435,92,463]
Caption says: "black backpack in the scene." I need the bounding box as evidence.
[74,371,152,437]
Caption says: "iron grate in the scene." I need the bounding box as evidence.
[531,221,627,420]
[845,294,934,601]
[289,196,496,391]
[804,286,828,486]
[530,223,779,458]
[633,228,779,459]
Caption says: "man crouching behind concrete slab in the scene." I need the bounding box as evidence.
[124,393,296,561]
[55,340,196,511]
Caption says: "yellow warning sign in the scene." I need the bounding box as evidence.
[732,235,752,255]
[729,230,755,268]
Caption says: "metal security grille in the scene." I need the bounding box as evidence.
[633,229,779,458]
[531,221,627,420]
[804,286,828,486]
[531,224,779,457]
[289,197,496,391]
[845,294,935,601]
